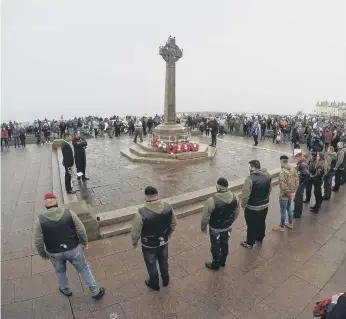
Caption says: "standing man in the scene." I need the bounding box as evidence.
[324,128,332,151]
[272,155,299,232]
[333,142,345,192]
[201,177,240,270]
[34,192,105,299]
[61,135,76,194]
[240,160,272,248]
[72,131,89,182]
[303,152,317,204]
[252,121,260,146]
[131,186,177,291]
[133,118,143,143]
[293,153,311,218]
[209,117,218,147]
[323,146,337,200]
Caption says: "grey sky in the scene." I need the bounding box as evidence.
[1,0,345,122]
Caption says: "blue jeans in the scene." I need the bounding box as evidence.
[49,245,100,296]
[279,199,292,227]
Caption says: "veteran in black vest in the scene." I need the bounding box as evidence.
[240,160,272,249]
[131,186,177,291]
[201,177,240,270]
[34,192,105,300]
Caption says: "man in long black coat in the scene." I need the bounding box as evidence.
[61,136,75,194]
[72,131,89,181]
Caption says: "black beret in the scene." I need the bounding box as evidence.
[217,177,228,188]
[144,186,158,196]
[280,155,289,160]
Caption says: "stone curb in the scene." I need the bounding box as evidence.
[97,168,281,227]
[99,174,281,238]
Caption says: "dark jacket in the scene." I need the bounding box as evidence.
[61,141,74,167]
[201,190,240,233]
[72,137,87,161]
[296,161,310,185]
[241,168,272,211]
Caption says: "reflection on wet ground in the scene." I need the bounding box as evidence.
[74,135,290,212]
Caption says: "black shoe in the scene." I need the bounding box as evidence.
[309,205,316,210]
[255,240,263,245]
[303,199,310,203]
[219,260,226,268]
[59,288,72,297]
[92,287,105,300]
[310,207,319,214]
[67,190,76,194]
[332,188,339,192]
[205,262,220,270]
[82,177,90,181]
[322,196,330,201]
[293,213,301,218]
[162,277,169,287]
[145,280,160,291]
[240,241,253,249]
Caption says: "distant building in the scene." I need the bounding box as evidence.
[315,100,346,117]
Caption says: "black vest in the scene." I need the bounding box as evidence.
[139,202,172,247]
[209,195,237,230]
[247,173,271,207]
[39,209,79,253]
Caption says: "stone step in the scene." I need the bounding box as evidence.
[130,144,173,159]
[99,174,279,238]
[97,171,280,233]
[120,148,179,163]
[100,201,205,238]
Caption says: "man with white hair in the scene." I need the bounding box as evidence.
[333,142,345,192]
[34,193,105,300]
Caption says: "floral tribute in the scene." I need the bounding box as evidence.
[151,136,199,154]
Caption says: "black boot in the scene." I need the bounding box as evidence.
[205,261,219,271]
[145,280,160,291]
[310,205,320,214]
[303,198,310,203]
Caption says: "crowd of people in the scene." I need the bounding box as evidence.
[9,111,343,318]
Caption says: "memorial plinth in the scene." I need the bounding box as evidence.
[121,36,215,163]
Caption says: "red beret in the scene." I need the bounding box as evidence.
[44,192,56,200]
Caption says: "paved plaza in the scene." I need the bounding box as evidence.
[1,136,346,319]
[73,134,295,213]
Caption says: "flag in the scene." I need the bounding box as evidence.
[60,114,64,120]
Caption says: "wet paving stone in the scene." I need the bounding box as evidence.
[1,139,346,319]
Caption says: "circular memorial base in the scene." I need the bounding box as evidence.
[121,141,216,164]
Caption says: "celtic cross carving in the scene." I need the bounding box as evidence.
[159,36,183,65]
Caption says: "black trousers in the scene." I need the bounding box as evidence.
[244,207,268,246]
[324,142,329,151]
[313,180,322,208]
[142,244,169,288]
[205,129,210,136]
[323,173,333,199]
[19,135,26,147]
[210,230,230,265]
[64,166,72,192]
[293,183,305,217]
[75,157,86,178]
[334,169,344,191]
[305,179,313,200]
[211,131,217,146]
[253,135,258,146]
